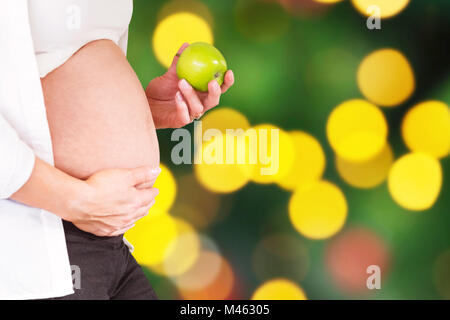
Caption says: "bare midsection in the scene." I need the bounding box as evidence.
[41,40,159,179]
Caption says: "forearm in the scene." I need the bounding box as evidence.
[10,157,87,221]
[10,156,161,237]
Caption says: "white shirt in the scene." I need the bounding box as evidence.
[28,0,132,77]
[0,0,131,299]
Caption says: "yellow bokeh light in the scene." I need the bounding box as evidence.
[289,180,347,240]
[351,0,410,18]
[157,0,214,27]
[357,49,415,107]
[125,212,178,266]
[201,107,251,135]
[251,124,295,185]
[336,144,394,189]
[402,101,450,159]
[252,278,307,300]
[388,153,442,211]
[152,12,213,68]
[194,133,253,193]
[277,131,326,191]
[150,218,201,277]
[327,99,388,162]
[194,109,254,193]
[152,163,177,212]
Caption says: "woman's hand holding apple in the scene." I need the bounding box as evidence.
[145,43,235,129]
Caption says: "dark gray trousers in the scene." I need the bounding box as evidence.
[51,220,158,300]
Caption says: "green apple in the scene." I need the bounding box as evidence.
[176,42,228,92]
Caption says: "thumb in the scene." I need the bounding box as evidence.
[168,42,190,72]
[128,166,161,187]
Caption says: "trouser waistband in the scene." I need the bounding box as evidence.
[62,220,124,244]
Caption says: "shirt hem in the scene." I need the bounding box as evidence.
[36,30,125,78]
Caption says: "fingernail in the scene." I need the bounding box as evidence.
[150,167,161,174]
[180,79,190,90]
[214,80,220,90]
[176,91,183,101]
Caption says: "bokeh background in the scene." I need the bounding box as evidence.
[124,0,450,300]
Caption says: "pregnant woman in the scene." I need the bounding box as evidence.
[0,0,233,299]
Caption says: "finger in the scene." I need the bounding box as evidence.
[120,200,154,228]
[136,187,159,207]
[221,70,235,94]
[133,200,155,220]
[202,80,221,110]
[175,91,191,125]
[135,181,153,190]
[169,42,190,71]
[110,223,136,237]
[178,79,204,117]
[84,221,117,237]
[129,166,161,187]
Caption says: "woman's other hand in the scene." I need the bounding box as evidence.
[146,43,235,129]
[71,166,161,236]
[11,158,161,237]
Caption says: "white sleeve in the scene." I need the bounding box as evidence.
[0,115,36,199]
[118,28,129,56]
[0,0,37,198]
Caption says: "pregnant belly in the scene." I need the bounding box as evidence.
[41,40,159,180]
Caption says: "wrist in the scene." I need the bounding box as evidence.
[63,179,92,223]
